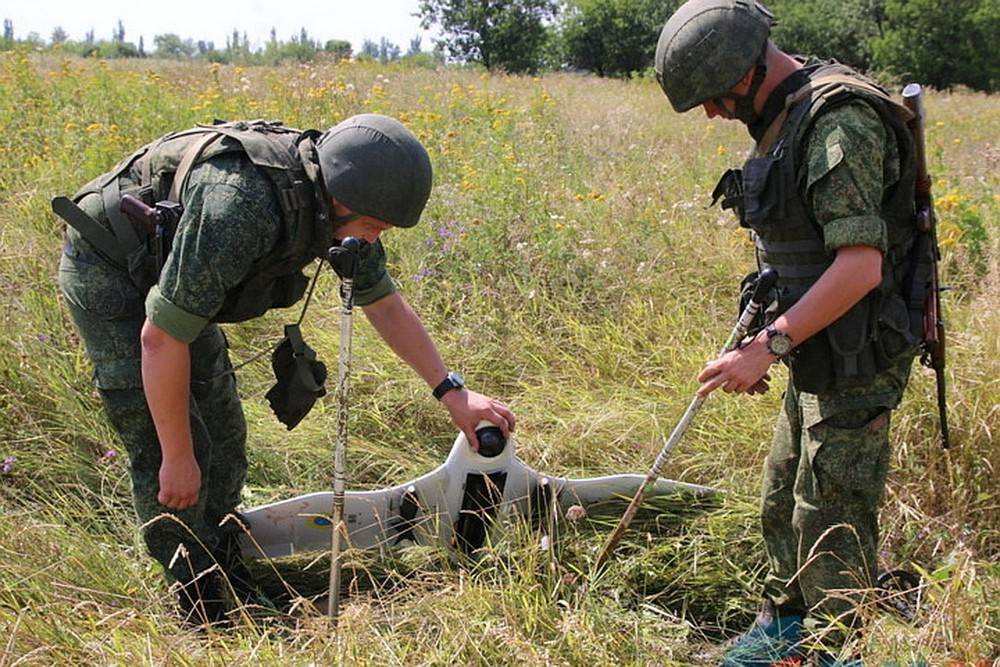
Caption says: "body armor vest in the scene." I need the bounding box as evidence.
[714,64,919,393]
[71,120,332,323]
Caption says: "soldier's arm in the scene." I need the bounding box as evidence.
[140,319,200,509]
[141,157,282,507]
[698,102,892,396]
[362,292,515,449]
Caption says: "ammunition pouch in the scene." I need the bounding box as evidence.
[265,324,327,430]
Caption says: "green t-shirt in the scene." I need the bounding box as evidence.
[145,153,396,342]
[802,100,903,254]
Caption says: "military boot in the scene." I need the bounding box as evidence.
[213,519,282,618]
[176,570,229,629]
[721,599,805,667]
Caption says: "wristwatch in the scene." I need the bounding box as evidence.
[764,324,794,358]
[432,371,465,400]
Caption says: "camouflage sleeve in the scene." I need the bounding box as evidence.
[803,101,900,254]
[144,154,283,342]
[352,239,397,307]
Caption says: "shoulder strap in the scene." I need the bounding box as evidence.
[168,131,224,203]
[755,72,915,157]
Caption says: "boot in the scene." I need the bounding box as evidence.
[176,570,229,629]
[721,599,805,667]
[213,521,281,617]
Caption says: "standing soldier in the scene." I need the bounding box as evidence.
[55,114,515,625]
[654,1,920,664]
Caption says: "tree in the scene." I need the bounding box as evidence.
[562,0,679,76]
[407,35,423,56]
[153,33,195,58]
[113,19,125,43]
[872,0,999,92]
[379,37,401,63]
[768,0,882,72]
[418,0,558,73]
[360,38,380,60]
[324,39,352,60]
[51,26,68,45]
[3,18,13,42]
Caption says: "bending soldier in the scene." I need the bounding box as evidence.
[655,1,920,664]
[55,115,515,625]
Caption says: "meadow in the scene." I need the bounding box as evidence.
[0,51,997,665]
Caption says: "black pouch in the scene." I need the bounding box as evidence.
[740,155,782,229]
[265,324,327,430]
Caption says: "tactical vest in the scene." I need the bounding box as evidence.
[68,120,332,323]
[714,64,919,393]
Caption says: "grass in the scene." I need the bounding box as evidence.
[1,50,998,665]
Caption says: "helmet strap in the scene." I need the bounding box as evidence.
[726,45,769,125]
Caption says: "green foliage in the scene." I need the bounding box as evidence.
[768,0,884,71]
[418,0,558,73]
[324,39,352,61]
[153,33,196,59]
[561,0,679,77]
[872,0,1000,92]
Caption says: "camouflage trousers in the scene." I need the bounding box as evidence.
[760,352,914,629]
[58,216,248,586]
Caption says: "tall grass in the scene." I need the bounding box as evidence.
[1,51,997,665]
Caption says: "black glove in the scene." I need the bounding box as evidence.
[265,324,327,430]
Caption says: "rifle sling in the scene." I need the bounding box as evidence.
[51,196,126,264]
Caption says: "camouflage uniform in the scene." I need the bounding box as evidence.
[755,99,916,627]
[59,152,394,585]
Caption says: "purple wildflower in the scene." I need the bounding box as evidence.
[99,449,118,464]
[1,456,15,474]
[36,334,50,343]
[413,267,438,282]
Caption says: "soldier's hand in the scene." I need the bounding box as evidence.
[158,454,202,510]
[696,337,774,397]
[441,389,515,451]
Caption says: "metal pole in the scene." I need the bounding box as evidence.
[594,269,778,571]
[327,237,361,624]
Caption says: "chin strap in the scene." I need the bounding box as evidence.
[720,45,769,125]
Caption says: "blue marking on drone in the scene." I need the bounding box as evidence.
[312,517,332,527]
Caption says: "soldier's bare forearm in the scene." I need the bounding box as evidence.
[362,293,448,389]
[140,319,194,462]
[773,245,883,348]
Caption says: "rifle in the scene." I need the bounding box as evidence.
[902,83,950,449]
[119,194,182,273]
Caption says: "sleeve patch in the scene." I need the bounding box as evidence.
[806,127,846,192]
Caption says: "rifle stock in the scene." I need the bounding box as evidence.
[902,84,950,449]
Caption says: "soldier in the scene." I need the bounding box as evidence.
[55,114,515,625]
[654,1,919,664]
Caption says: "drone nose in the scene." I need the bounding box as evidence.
[476,426,506,458]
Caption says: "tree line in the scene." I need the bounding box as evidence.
[419,0,997,91]
[0,19,437,67]
[3,0,998,91]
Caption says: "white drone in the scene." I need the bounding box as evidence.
[239,425,715,560]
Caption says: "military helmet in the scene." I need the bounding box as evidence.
[655,0,775,113]
[317,114,432,228]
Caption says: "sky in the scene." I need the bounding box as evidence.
[0,0,435,53]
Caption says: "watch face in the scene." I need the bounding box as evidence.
[768,333,793,356]
[448,371,465,388]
